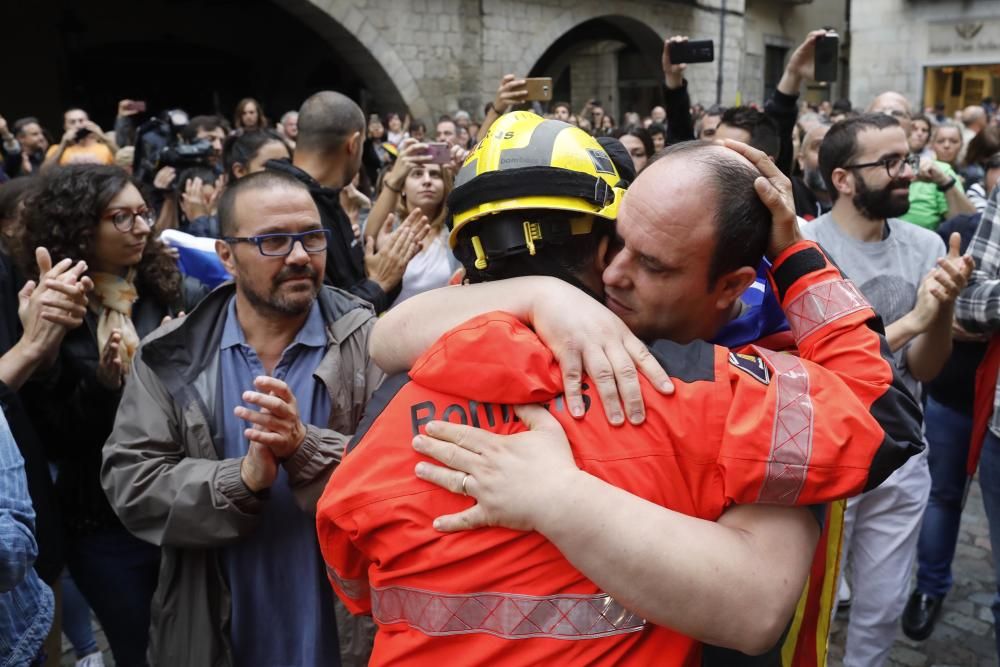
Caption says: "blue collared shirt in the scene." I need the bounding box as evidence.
[218,296,339,667]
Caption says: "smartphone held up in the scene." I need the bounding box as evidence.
[813,31,839,82]
[668,39,714,64]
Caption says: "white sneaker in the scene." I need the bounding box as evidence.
[837,576,852,611]
[76,652,106,667]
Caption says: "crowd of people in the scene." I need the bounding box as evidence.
[2,25,1000,667]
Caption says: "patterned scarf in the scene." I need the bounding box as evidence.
[90,269,141,374]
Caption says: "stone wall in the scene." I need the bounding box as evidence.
[282,0,750,120]
[849,0,1000,111]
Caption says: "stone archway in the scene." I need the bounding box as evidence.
[524,13,669,121]
[278,0,429,119]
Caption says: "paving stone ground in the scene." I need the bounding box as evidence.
[829,479,998,667]
[61,482,1000,666]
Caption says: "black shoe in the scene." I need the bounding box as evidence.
[901,591,944,641]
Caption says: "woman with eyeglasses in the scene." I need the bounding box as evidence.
[15,164,207,666]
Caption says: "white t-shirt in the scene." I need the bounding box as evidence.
[390,227,461,308]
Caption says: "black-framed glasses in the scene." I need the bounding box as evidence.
[844,154,920,179]
[102,207,153,232]
[223,229,332,257]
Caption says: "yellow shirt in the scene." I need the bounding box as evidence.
[45,142,114,166]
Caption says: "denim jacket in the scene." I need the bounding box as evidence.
[0,410,53,667]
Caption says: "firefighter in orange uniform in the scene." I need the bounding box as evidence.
[316,113,923,666]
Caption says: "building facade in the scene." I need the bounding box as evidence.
[850,0,1000,115]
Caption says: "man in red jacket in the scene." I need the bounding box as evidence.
[317,113,923,665]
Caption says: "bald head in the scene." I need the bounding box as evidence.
[962,105,987,132]
[296,91,365,154]
[868,92,912,133]
[643,142,771,283]
[868,92,911,115]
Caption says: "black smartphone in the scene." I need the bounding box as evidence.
[668,39,714,64]
[74,127,93,141]
[814,32,839,82]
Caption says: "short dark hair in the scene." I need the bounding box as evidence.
[180,115,226,143]
[410,120,427,134]
[653,141,772,287]
[217,169,311,236]
[296,91,365,154]
[719,107,781,159]
[552,101,571,113]
[222,130,290,181]
[454,210,612,294]
[818,113,901,202]
[177,166,218,193]
[647,122,666,138]
[833,98,854,114]
[13,117,41,137]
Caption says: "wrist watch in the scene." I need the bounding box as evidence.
[937,177,957,192]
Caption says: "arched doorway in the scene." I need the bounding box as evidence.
[5,0,407,133]
[529,16,665,124]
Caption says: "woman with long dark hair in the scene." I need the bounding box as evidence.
[233,97,269,133]
[17,165,207,666]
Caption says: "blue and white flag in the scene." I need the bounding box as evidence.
[160,229,231,288]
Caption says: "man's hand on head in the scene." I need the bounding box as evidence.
[720,139,800,259]
[235,376,308,460]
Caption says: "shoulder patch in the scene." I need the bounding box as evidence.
[728,352,771,385]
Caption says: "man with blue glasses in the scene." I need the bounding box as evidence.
[102,169,384,667]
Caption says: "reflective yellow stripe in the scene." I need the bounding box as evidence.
[781,575,811,666]
[816,499,846,666]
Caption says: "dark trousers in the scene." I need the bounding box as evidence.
[65,528,160,667]
[915,396,974,597]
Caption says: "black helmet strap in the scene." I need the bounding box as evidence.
[446,166,615,217]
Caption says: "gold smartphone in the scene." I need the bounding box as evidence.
[523,77,553,102]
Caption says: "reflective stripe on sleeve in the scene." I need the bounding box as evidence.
[754,348,815,505]
[784,279,870,343]
[326,564,370,600]
[371,585,646,640]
